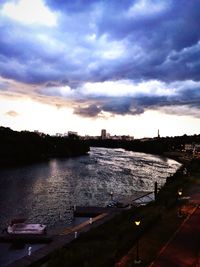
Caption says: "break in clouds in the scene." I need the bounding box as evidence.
[0,0,200,118]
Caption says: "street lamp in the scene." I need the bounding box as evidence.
[178,188,182,197]
[134,219,141,265]
[110,191,114,201]
[177,189,183,217]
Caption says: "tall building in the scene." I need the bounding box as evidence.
[101,129,106,139]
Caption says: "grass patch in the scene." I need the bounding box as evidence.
[121,206,185,267]
[48,206,161,267]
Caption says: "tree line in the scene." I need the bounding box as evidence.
[0,126,89,167]
[86,134,200,155]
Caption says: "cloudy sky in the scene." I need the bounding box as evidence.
[0,0,200,138]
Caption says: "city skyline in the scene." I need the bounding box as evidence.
[0,0,200,138]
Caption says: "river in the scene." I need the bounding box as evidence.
[0,147,181,229]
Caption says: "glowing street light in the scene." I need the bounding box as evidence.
[134,219,141,265]
[177,189,183,217]
[135,220,141,226]
[110,191,114,201]
[178,189,183,197]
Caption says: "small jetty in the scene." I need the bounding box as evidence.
[4,191,155,267]
[5,212,116,267]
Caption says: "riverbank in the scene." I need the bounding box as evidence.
[0,147,178,231]
[163,150,194,164]
[0,150,196,266]
[44,154,199,267]
[0,126,90,169]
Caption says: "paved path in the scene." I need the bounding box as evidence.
[115,188,200,267]
[149,191,200,267]
[149,206,200,267]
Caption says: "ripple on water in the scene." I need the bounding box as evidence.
[0,147,181,228]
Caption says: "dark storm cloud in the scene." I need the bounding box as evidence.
[72,95,159,118]
[71,78,200,118]
[91,0,200,82]
[74,104,101,117]
[96,0,200,52]
[72,93,149,117]
[72,91,200,118]
[0,0,200,117]
[73,97,144,118]
[100,97,144,115]
[1,0,200,83]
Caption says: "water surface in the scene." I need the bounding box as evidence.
[0,147,181,228]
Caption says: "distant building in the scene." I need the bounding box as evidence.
[110,135,120,140]
[106,133,111,138]
[121,135,134,141]
[101,129,106,139]
[81,131,134,141]
[99,134,134,141]
[81,135,99,140]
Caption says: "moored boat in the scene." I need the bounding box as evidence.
[7,218,46,235]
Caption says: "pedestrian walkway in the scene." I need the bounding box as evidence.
[60,213,108,235]
[115,188,200,267]
[149,205,200,267]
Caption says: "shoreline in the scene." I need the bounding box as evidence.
[1,152,197,262]
[44,154,199,267]
[0,151,90,170]
[163,151,193,164]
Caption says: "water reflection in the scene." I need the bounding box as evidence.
[0,147,181,228]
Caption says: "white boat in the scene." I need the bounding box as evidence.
[7,219,46,235]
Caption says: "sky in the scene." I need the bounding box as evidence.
[0,0,200,138]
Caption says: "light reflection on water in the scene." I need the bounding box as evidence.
[0,147,181,228]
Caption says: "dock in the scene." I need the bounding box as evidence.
[5,212,117,267]
[4,192,154,267]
